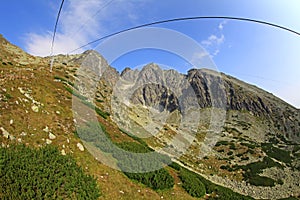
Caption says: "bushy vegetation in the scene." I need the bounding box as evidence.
[169,162,253,199]
[114,141,172,190]
[215,140,229,146]
[0,145,100,200]
[54,76,74,87]
[261,143,292,164]
[235,156,282,187]
[77,121,113,153]
[115,142,153,153]
[292,145,300,153]
[168,162,181,171]
[247,175,276,187]
[115,142,173,190]
[179,168,206,197]
[125,169,174,190]
[2,93,13,102]
[220,165,234,172]
[119,128,150,149]
[64,86,88,101]
[196,173,253,200]
[229,142,237,150]
[78,121,174,190]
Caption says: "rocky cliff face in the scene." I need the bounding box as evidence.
[115,63,300,143]
[222,74,300,141]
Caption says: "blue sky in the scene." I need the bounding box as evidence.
[0,0,300,108]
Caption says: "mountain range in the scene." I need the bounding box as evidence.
[0,34,299,199]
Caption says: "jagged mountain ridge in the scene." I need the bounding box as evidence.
[105,61,300,143]
[63,48,300,143]
[1,34,300,199]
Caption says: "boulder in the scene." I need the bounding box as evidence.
[46,139,52,144]
[49,132,56,140]
[61,149,66,155]
[43,126,49,133]
[0,127,10,139]
[31,105,39,112]
[77,143,84,151]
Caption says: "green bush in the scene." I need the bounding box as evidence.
[248,175,276,187]
[229,142,237,150]
[78,122,173,190]
[64,86,87,101]
[4,93,12,99]
[0,145,100,199]
[114,138,174,190]
[112,142,172,183]
[262,143,292,163]
[215,140,229,146]
[220,165,233,172]
[125,169,174,190]
[235,156,282,187]
[168,162,181,171]
[178,168,253,199]
[115,142,153,153]
[77,121,113,153]
[118,128,150,148]
[179,169,206,197]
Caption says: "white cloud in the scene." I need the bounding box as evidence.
[202,34,225,47]
[24,0,147,56]
[201,34,225,58]
[200,21,227,58]
[26,32,82,56]
[218,21,227,30]
[213,49,220,56]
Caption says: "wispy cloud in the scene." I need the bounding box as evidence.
[201,21,227,57]
[218,20,227,30]
[202,34,225,47]
[24,0,147,56]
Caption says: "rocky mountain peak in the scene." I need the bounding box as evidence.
[120,67,131,76]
